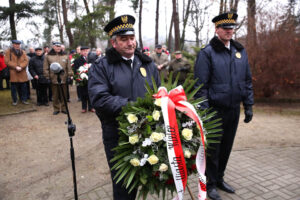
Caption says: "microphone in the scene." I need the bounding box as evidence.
[50,62,64,74]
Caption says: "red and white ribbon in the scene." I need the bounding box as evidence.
[153,86,207,200]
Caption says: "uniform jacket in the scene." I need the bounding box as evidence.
[88,48,160,141]
[29,54,49,84]
[150,52,169,80]
[43,49,73,84]
[4,48,29,82]
[169,57,191,82]
[194,36,254,109]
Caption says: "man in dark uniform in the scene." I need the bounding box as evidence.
[73,46,94,113]
[168,50,191,85]
[88,15,160,200]
[29,47,49,106]
[194,13,254,200]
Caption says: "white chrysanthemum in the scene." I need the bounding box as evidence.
[150,132,164,142]
[182,128,193,140]
[147,155,159,165]
[142,138,152,147]
[140,154,149,166]
[129,134,139,144]
[152,110,160,121]
[127,114,138,123]
[159,163,168,172]
[79,66,85,72]
[130,158,140,167]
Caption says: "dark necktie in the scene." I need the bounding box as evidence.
[123,59,132,66]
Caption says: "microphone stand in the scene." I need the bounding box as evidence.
[57,73,78,200]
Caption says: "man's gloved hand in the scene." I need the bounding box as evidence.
[244,106,253,123]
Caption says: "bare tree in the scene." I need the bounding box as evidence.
[83,0,96,47]
[180,0,192,49]
[247,0,257,47]
[167,12,174,52]
[220,0,239,13]
[190,0,212,47]
[172,0,180,50]
[155,0,160,45]
[55,0,64,43]
[61,0,74,46]
[138,0,143,49]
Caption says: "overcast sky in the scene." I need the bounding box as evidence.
[0,0,293,49]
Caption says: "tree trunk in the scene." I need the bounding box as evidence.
[155,0,160,45]
[172,0,180,51]
[83,0,96,47]
[219,0,224,14]
[224,0,228,12]
[180,0,192,49]
[61,0,74,47]
[106,0,116,48]
[139,0,143,49]
[247,0,257,47]
[9,0,17,40]
[168,12,174,52]
[233,0,239,12]
[55,0,64,43]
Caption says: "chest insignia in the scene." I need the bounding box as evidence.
[235,52,241,59]
[140,67,147,77]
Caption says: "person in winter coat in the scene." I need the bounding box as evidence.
[194,13,254,200]
[43,42,73,115]
[168,51,191,85]
[88,15,160,200]
[150,44,169,81]
[29,47,49,106]
[73,46,94,113]
[0,49,10,90]
[4,40,29,105]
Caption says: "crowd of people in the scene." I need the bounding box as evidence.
[0,37,192,114]
[0,11,254,200]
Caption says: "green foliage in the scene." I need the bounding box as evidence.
[69,4,111,47]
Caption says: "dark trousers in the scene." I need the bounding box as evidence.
[206,106,240,189]
[11,82,27,102]
[48,84,52,101]
[36,83,49,104]
[26,81,30,100]
[76,85,81,100]
[103,138,137,200]
[78,86,92,110]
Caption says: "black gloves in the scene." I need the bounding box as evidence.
[244,106,253,123]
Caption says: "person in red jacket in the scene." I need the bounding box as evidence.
[0,49,10,90]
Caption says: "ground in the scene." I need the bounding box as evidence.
[0,87,299,200]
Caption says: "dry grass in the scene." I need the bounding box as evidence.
[0,89,36,116]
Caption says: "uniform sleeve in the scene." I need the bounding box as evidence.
[88,60,128,117]
[243,52,254,107]
[194,49,211,109]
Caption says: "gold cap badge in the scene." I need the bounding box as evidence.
[235,52,241,59]
[140,67,147,77]
[228,13,233,19]
[121,16,128,23]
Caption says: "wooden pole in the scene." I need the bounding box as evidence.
[187,184,196,200]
